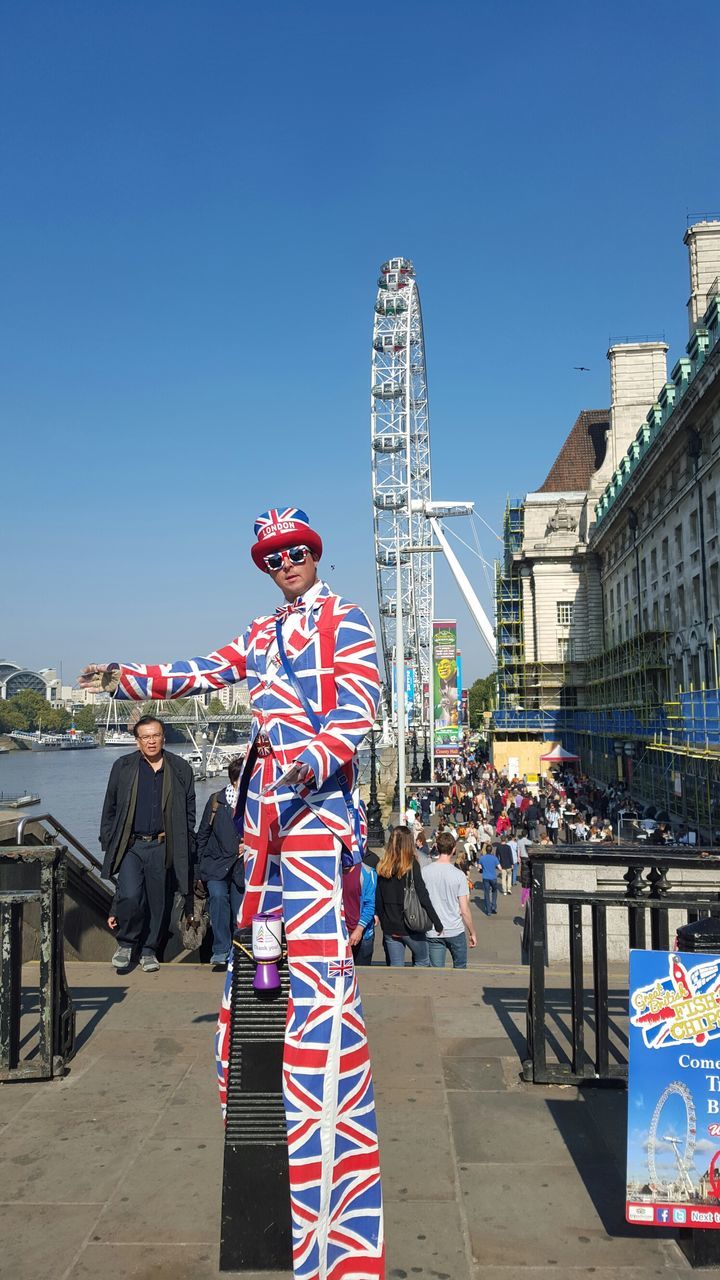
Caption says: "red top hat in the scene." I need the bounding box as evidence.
[251,507,323,571]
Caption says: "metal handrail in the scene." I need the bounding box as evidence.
[14,813,112,897]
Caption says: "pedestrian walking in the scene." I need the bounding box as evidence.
[546,803,560,844]
[497,839,514,895]
[375,826,443,967]
[100,716,196,973]
[423,832,477,968]
[195,756,246,968]
[351,858,378,966]
[478,843,500,915]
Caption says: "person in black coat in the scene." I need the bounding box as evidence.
[375,825,443,967]
[195,757,245,968]
[100,716,196,972]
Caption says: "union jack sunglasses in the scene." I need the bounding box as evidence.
[263,544,311,572]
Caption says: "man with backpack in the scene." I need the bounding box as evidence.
[195,756,245,968]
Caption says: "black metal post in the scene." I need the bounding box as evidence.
[410,729,420,782]
[366,730,385,848]
[421,731,430,782]
[0,846,75,1082]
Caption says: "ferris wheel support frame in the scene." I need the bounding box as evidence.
[371,258,433,733]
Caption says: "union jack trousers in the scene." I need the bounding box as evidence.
[112,584,385,1280]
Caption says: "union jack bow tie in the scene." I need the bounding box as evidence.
[275,598,305,622]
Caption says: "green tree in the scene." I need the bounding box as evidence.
[11,689,50,729]
[207,696,225,715]
[0,701,28,732]
[468,674,497,728]
[43,706,72,731]
[73,706,98,734]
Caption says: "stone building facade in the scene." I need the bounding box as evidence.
[493,219,720,826]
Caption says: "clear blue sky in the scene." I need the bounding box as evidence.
[3,1,719,685]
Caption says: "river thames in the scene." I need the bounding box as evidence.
[0,742,375,854]
[0,746,223,853]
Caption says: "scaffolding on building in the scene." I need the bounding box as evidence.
[492,505,720,837]
[495,499,525,710]
[584,630,670,710]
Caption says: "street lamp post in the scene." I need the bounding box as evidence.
[421,731,430,782]
[395,529,406,821]
[366,729,385,847]
[410,729,420,782]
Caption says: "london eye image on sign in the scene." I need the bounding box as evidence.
[627,949,720,1229]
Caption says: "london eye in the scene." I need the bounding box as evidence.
[370,257,433,712]
[647,1081,697,1198]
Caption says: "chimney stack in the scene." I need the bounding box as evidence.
[684,220,720,333]
[591,342,668,491]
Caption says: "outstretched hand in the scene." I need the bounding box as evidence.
[78,663,120,693]
[282,761,315,789]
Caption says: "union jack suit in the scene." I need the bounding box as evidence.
[112,583,385,1280]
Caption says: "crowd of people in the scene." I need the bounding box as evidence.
[102,716,672,974]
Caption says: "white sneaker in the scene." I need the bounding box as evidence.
[139,952,160,973]
[112,946,132,970]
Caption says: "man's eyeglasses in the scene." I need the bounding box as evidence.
[263,545,311,572]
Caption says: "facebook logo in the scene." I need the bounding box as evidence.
[657,1208,670,1223]
[672,1208,687,1224]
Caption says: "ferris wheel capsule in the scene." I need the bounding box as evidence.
[372,380,404,400]
[373,333,406,354]
[374,296,407,316]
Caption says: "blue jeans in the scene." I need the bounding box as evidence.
[383,933,430,967]
[428,933,468,969]
[511,863,518,886]
[483,878,498,915]
[207,876,244,960]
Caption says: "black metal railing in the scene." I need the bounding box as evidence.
[523,845,720,1085]
[0,845,76,1080]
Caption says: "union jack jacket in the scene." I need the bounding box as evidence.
[112,584,380,855]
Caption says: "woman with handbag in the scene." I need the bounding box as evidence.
[375,826,443,967]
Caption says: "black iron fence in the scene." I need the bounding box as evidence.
[524,846,720,1085]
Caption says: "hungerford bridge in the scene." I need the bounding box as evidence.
[95,700,252,734]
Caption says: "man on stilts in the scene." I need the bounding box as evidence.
[80,507,385,1280]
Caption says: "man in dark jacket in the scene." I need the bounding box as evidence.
[497,840,514,896]
[101,716,196,972]
[195,757,245,968]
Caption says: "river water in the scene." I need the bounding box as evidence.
[0,744,375,854]
[0,746,222,853]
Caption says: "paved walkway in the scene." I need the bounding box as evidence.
[1,886,708,1278]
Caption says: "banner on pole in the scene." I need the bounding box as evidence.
[460,688,469,726]
[391,665,415,728]
[627,948,720,1228]
[432,620,461,757]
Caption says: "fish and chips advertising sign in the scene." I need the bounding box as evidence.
[627,949,720,1229]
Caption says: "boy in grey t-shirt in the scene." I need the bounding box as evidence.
[422,832,477,969]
